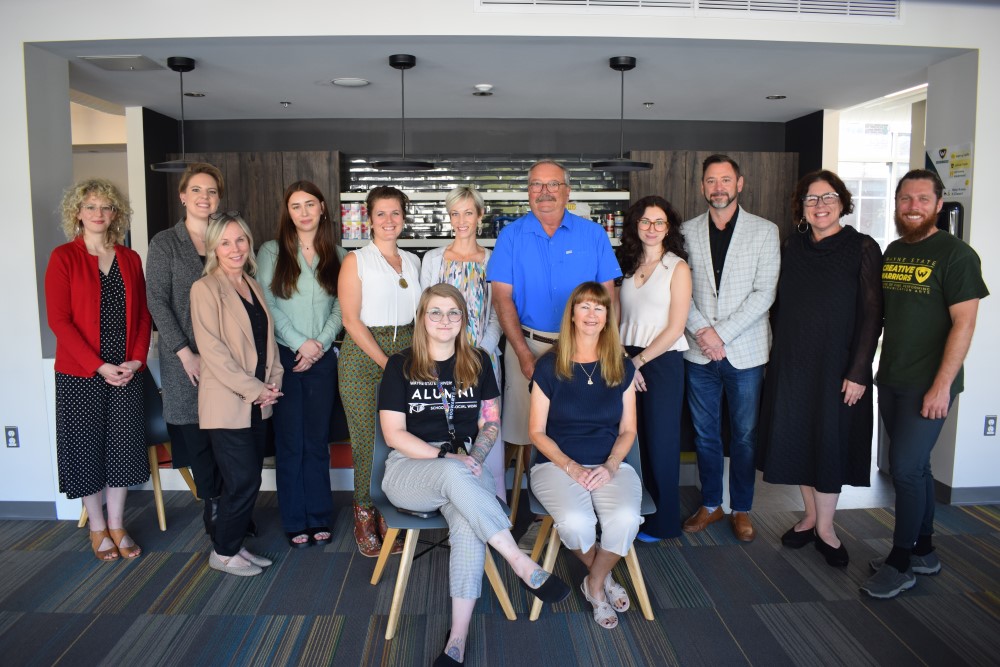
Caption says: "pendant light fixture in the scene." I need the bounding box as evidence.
[372,54,434,171]
[592,56,652,173]
[150,57,196,173]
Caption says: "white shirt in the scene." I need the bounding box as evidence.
[354,242,421,327]
[619,251,690,351]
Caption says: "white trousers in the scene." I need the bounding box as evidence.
[530,461,643,557]
[502,333,555,446]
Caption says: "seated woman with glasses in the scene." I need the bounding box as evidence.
[528,281,641,630]
[191,211,284,577]
[379,284,570,666]
[615,195,691,543]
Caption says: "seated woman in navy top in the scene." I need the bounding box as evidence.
[379,284,569,666]
[529,281,641,630]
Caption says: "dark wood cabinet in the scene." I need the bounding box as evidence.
[629,150,798,237]
[164,151,342,248]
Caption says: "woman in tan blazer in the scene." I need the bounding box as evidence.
[191,212,284,577]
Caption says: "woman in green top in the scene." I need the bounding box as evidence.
[257,181,348,548]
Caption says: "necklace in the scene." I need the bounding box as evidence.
[577,361,599,386]
[378,249,409,289]
[637,255,663,280]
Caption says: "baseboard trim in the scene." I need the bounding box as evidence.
[0,501,57,520]
[934,481,1000,505]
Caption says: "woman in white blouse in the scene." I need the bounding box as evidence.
[420,186,505,498]
[616,195,692,542]
[338,186,421,557]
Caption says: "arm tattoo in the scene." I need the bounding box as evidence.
[470,397,501,464]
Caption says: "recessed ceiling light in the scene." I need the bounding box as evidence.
[642,102,654,109]
[332,77,370,87]
[184,92,206,98]
[765,94,787,100]
[280,101,292,108]
[473,83,494,97]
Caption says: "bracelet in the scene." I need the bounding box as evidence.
[638,353,648,366]
[564,460,574,474]
[437,447,448,459]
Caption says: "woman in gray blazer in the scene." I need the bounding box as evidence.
[146,163,229,538]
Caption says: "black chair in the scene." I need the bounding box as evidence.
[526,439,656,621]
[368,393,516,640]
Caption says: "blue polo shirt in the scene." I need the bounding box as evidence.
[487,210,621,332]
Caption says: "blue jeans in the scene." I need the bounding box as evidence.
[878,385,951,549]
[272,344,336,533]
[685,359,765,512]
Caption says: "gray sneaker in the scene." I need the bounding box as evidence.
[868,551,942,575]
[518,519,544,554]
[860,565,916,599]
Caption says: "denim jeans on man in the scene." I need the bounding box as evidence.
[685,358,765,512]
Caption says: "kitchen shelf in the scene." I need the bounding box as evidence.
[341,237,621,250]
[339,191,631,202]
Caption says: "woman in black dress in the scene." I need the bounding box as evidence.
[45,179,152,561]
[756,170,883,567]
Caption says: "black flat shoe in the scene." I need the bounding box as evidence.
[433,632,463,666]
[287,531,311,549]
[308,526,332,546]
[780,525,815,549]
[815,535,849,567]
[520,571,571,604]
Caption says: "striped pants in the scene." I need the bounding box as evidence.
[383,449,511,599]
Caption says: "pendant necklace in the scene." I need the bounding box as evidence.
[637,255,663,280]
[577,361,599,386]
[379,249,409,288]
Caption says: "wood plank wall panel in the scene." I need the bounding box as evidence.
[166,151,343,247]
[629,150,798,238]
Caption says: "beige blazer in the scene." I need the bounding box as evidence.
[190,270,284,429]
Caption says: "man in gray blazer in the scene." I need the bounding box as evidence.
[680,154,779,542]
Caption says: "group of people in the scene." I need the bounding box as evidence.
[45,154,986,664]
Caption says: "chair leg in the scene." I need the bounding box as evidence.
[78,505,88,529]
[624,546,655,621]
[529,521,561,621]
[148,447,167,532]
[371,527,401,585]
[385,528,420,641]
[162,442,199,498]
[508,444,527,521]
[484,547,516,621]
[529,516,553,562]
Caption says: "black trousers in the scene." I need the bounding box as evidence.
[208,417,266,557]
[167,422,223,500]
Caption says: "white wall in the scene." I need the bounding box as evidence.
[4,1,999,515]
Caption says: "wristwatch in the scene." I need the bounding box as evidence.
[437,447,448,458]
[638,353,648,366]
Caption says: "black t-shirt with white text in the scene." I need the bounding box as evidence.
[379,348,499,449]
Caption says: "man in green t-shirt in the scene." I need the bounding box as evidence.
[861,170,989,599]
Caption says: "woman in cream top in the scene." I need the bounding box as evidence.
[616,195,692,542]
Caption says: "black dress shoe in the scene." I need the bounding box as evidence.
[780,526,815,549]
[815,535,849,567]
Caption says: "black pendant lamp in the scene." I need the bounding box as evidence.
[591,56,652,173]
[150,57,196,173]
[372,54,434,171]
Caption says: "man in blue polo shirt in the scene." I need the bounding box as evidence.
[488,160,621,533]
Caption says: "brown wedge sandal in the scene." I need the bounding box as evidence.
[108,528,142,559]
[90,529,119,561]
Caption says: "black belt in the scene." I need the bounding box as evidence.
[522,328,557,345]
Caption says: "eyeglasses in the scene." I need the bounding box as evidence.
[527,181,566,193]
[81,204,116,215]
[802,193,840,207]
[209,210,242,221]
[426,308,463,323]
[638,218,668,231]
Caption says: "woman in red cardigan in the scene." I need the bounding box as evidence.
[45,179,152,561]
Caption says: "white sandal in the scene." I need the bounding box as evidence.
[580,580,618,629]
[603,573,630,612]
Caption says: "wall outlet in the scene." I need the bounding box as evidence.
[5,426,18,448]
[986,416,997,437]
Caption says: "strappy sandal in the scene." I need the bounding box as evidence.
[603,573,630,612]
[90,529,119,561]
[108,528,142,559]
[580,580,618,629]
[308,526,332,546]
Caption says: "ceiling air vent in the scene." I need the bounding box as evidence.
[698,0,899,17]
[479,0,898,18]
[77,55,165,72]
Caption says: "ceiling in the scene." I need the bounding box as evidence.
[37,35,965,123]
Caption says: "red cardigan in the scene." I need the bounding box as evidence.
[45,237,152,377]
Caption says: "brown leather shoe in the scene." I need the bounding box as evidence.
[682,506,725,533]
[731,511,756,542]
[353,503,382,557]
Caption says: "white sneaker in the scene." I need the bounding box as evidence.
[518,519,543,554]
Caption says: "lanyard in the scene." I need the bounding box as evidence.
[436,378,457,444]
